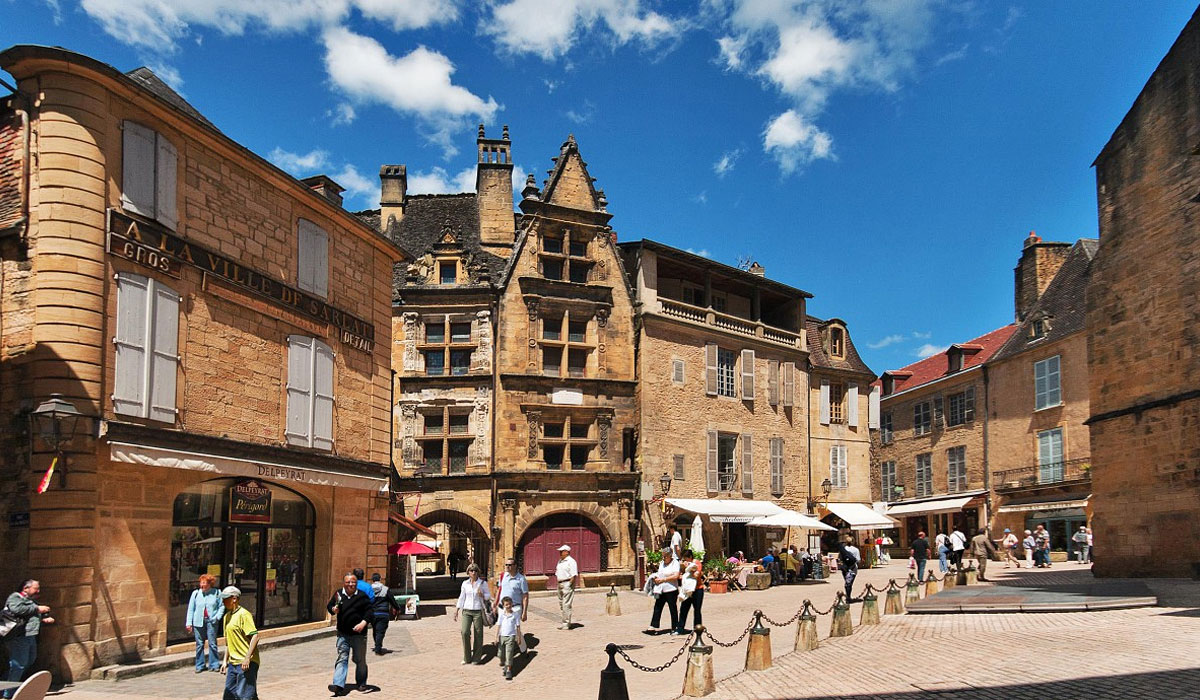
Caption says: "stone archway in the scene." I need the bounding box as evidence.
[412,509,492,598]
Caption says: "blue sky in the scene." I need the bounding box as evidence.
[3,1,1196,374]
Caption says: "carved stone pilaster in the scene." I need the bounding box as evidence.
[471,388,490,465]
[400,404,419,466]
[526,410,541,459]
[595,306,610,328]
[402,312,419,371]
[527,298,541,369]
[596,413,613,460]
[472,310,492,372]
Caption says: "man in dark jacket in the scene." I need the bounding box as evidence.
[368,573,401,654]
[326,574,371,696]
[3,580,53,699]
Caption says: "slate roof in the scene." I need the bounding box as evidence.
[125,67,217,131]
[879,324,1017,395]
[806,315,875,377]
[0,107,22,232]
[990,239,1098,362]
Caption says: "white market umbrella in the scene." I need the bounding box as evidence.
[747,511,837,531]
[689,515,705,555]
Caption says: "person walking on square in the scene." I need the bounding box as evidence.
[1034,524,1052,568]
[644,548,680,635]
[1072,526,1090,564]
[1000,529,1019,568]
[675,555,705,635]
[496,597,520,681]
[1022,530,1036,569]
[2,579,54,699]
[909,531,930,583]
[453,564,491,664]
[668,524,683,559]
[369,574,400,654]
[495,558,530,653]
[326,573,371,696]
[837,539,861,601]
[218,586,259,700]
[934,532,950,573]
[353,568,374,601]
[970,528,998,581]
[949,526,967,570]
[185,573,222,672]
[1086,527,1094,562]
[555,545,578,630]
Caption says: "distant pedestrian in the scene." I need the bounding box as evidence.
[1034,524,1052,568]
[949,527,967,570]
[645,548,680,635]
[909,532,930,582]
[448,551,463,581]
[970,528,998,581]
[2,579,54,699]
[1022,530,1036,569]
[879,535,894,564]
[934,532,950,573]
[369,574,401,654]
[1086,527,1094,562]
[353,567,375,600]
[185,574,222,673]
[668,524,682,559]
[453,564,491,664]
[837,539,861,601]
[496,597,520,681]
[326,573,371,696]
[495,559,530,653]
[675,554,704,635]
[1072,527,1090,564]
[1001,529,1019,568]
[555,545,578,630]
[218,586,259,700]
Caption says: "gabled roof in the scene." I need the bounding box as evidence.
[879,324,1017,395]
[538,134,604,211]
[807,315,874,377]
[125,67,216,130]
[990,239,1098,362]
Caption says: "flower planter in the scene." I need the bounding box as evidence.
[707,580,730,594]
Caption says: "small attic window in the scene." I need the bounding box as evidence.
[829,327,845,358]
[882,376,894,396]
[1030,318,1050,340]
[948,350,963,373]
[439,261,457,285]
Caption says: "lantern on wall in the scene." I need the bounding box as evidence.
[28,394,96,493]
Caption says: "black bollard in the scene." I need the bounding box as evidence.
[599,643,630,700]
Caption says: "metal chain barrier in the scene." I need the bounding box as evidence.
[612,632,695,673]
[762,606,805,627]
[805,597,837,616]
[703,617,756,647]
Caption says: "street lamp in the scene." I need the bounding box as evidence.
[29,394,96,492]
[821,478,832,501]
[807,478,834,513]
[659,472,672,516]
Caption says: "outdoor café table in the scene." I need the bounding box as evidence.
[734,564,758,589]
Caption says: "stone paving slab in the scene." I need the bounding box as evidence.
[907,569,1158,613]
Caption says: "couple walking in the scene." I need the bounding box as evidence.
[454,557,532,680]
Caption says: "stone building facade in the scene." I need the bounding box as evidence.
[1087,8,1200,578]
[0,46,402,680]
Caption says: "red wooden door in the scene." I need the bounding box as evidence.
[520,514,602,575]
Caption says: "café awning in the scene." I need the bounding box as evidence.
[747,510,837,531]
[822,502,898,531]
[996,493,1091,514]
[886,490,987,517]
[666,498,786,523]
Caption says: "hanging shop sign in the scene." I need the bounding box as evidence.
[106,210,375,353]
[230,479,273,523]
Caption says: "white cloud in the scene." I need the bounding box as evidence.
[915,343,947,359]
[268,148,378,206]
[763,110,833,173]
[911,330,932,339]
[686,248,711,258]
[327,103,356,126]
[408,164,531,202]
[482,0,681,60]
[353,0,459,32]
[565,100,595,124]
[321,27,499,155]
[332,164,379,206]
[268,147,330,173]
[692,191,708,205]
[716,34,745,69]
[935,43,969,66]
[543,78,561,93]
[713,148,742,177]
[867,334,906,350]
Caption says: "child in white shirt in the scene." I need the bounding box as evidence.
[497,597,520,680]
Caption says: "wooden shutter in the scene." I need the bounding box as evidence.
[767,360,779,406]
[740,433,753,493]
[113,273,150,417]
[705,343,718,396]
[298,219,329,298]
[964,386,976,422]
[286,336,314,446]
[847,383,859,427]
[155,133,178,230]
[121,121,156,218]
[868,385,880,429]
[770,438,783,495]
[313,339,336,450]
[819,379,830,425]
[838,446,848,487]
[706,430,718,492]
[148,280,180,423]
[933,396,945,429]
[740,349,755,400]
[782,362,795,407]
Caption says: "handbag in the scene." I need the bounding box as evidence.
[0,605,22,638]
[481,605,496,627]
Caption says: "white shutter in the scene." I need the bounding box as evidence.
[286,335,314,446]
[740,433,753,493]
[830,445,847,488]
[706,430,718,492]
[782,362,795,407]
[705,343,718,396]
[121,121,156,218]
[113,273,150,417]
[148,281,180,422]
[838,446,848,487]
[868,386,881,429]
[847,383,859,427]
[767,360,779,406]
[740,349,755,400]
[770,438,783,495]
[155,134,178,230]
[819,379,830,425]
[311,224,329,298]
[313,339,336,450]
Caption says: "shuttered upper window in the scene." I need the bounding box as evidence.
[121,121,178,230]
[113,273,180,422]
[769,437,784,496]
[286,336,335,450]
[1034,355,1061,410]
[829,444,848,488]
[297,219,329,298]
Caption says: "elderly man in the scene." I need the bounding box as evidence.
[326,573,372,696]
[970,528,998,581]
[218,586,260,700]
[555,545,579,630]
[3,579,54,699]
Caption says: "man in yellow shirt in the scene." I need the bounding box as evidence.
[219,586,261,700]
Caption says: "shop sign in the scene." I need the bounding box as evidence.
[106,210,375,353]
[230,479,273,523]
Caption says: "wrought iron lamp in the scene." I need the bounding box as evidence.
[29,394,96,492]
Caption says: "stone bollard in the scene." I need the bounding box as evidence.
[964,564,978,585]
[905,575,921,605]
[599,643,631,700]
[943,570,957,589]
[794,606,819,651]
[829,595,853,638]
[744,611,772,671]
[925,573,940,597]
[682,628,715,698]
[859,591,880,626]
[606,585,622,616]
[884,583,904,615]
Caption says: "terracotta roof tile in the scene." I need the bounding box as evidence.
[878,324,1017,394]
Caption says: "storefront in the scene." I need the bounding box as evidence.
[994,493,1091,557]
[884,490,988,544]
[819,502,899,556]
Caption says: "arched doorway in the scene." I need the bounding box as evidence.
[519,513,605,575]
[169,478,315,643]
[412,510,491,599]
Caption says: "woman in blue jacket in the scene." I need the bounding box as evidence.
[185,574,223,672]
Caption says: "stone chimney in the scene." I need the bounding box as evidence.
[476,124,515,255]
[748,262,765,277]
[379,165,407,231]
[300,175,344,207]
[1014,230,1071,321]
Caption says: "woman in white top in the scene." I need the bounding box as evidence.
[452,564,491,664]
[644,549,681,635]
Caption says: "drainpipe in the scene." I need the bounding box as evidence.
[982,365,991,528]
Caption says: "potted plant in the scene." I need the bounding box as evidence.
[646,549,663,567]
[704,557,732,594]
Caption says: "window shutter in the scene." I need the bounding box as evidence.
[740,349,755,400]
[839,446,848,488]
[964,386,975,422]
[770,438,783,495]
[113,273,150,417]
[313,339,336,450]
[286,335,314,446]
[705,343,718,396]
[740,433,753,493]
[819,379,830,425]
[155,133,178,230]
[782,362,795,407]
[672,359,685,383]
[933,396,944,428]
[767,360,779,406]
[847,383,859,427]
[706,430,718,492]
[148,280,180,422]
[121,121,156,218]
[868,385,880,429]
[298,219,329,298]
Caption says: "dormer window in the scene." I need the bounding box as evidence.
[540,230,592,283]
[882,376,894,396]
[439,261,457,285]
[1030,317,1050,340]
[829,327,845,358]
[948,350,964,373]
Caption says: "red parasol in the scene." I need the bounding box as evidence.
[388,540,437,556]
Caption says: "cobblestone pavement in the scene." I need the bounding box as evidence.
[49,563,1200,700]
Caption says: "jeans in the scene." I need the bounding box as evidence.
[650,594,678,630]
[332,634,368,689]
[937,546,949,573]
[915,558,927,582]
[676,590,704,633]
[459,610,483,663]
[194,619,221,671]
[1076,546,1089,563]
[842,567,857,600]
[371,616,389,651]
[3,635,37,699]
[223,661,258,700]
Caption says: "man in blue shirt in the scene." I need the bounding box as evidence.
[494,559,529,653]
[353,568,374,601]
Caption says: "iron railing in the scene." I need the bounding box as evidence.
[994,458,1091,489]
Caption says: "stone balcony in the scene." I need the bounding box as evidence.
[994,458,1091,492]
[655,297,805,349]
